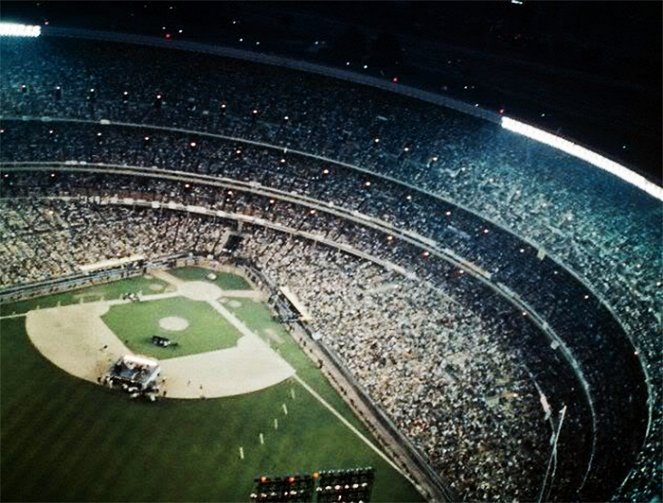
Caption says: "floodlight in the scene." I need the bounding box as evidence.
[501,116,663,200]
[0,22,41,37]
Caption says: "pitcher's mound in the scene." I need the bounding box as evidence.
[159,316,189,331]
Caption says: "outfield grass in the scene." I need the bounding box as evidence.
[101,297,242,359]
[0,275,171,317]
[169,266,252,290]
[1,272,423,502]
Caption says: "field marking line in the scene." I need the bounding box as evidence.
[292,374,412,481]
[203,283,410,480]
[0,312,27,319]
[208,299,286,356]
[136,291,181,301]
[104,291,180,306]
[150,269,186,288]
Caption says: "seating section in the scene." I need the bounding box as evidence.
[0,35,659,501]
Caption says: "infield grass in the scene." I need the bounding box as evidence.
[1,270,423,502]
[101,296,242,359]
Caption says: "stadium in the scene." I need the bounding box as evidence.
[0,3,660,502]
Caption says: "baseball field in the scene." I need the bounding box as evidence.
[0,267,423,502]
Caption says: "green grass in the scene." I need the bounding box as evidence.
[222,298,368,430]
[101,297,241,359]
[0,270,423,502]
[169,266,252,290]
[0,275,171,317]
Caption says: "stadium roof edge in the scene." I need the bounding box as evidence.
[40,25,502,125]
[502,117,663,201]
[30,26,663,201]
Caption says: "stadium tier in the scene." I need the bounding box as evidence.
[0,31,660,502]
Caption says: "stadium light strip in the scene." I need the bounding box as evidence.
[0,22,41,37]
[501,116,663,201]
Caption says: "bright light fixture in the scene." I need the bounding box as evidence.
[0,22,41,37]
[501,116,663,201]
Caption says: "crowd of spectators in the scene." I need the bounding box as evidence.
[242,227,554,501]
[0,198,227,285]
[1,38,658,330]
[1,39,657,353]
[0,196,552,500]
[0,175,620,500]
[0,35,660,500]
[1,123,650,496]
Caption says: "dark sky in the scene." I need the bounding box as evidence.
[3,2,658,80]
[2,1,661,182]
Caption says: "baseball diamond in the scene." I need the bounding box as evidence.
[2,268,421,501]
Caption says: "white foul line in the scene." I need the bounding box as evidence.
[292,373,412,482]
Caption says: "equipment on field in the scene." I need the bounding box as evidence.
[121,292,141,302]
[102,354,161,395]
[151,335,179,348]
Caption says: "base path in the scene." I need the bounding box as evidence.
[151,269,265,301]
[25,295,295,399]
